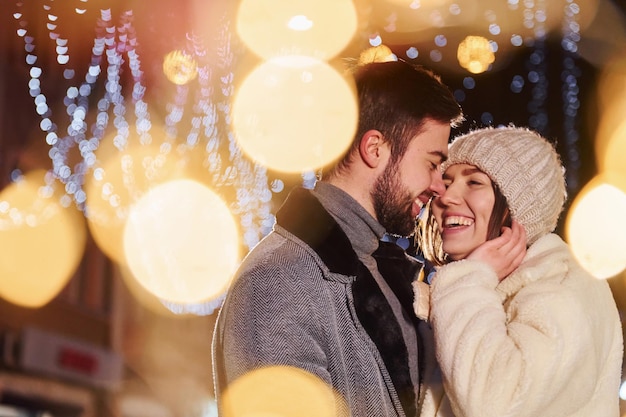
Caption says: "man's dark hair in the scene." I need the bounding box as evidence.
[325,60,463,178]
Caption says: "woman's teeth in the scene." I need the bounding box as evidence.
[444,216,474,227]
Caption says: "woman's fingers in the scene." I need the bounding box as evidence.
[467,221,527,281]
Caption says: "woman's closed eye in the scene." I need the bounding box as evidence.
[466,171,491,186]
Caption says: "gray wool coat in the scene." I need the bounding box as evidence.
[212,185,434,417]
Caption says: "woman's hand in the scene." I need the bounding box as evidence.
[466,220,527,281]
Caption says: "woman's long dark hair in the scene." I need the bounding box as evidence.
[417,181,512,266]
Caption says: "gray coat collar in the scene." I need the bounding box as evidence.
[275,186,361,277]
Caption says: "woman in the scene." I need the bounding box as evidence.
[415,126,623,417]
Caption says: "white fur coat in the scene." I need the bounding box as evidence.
[417,233,623,417]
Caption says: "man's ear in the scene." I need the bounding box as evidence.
[359,129,387,168]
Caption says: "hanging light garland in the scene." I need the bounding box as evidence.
[6,1,280,315]
[1,0,592,314]
[561,0,582,193]
[10,4,147,213]
[524,0,549,133]
[9,2,276,240]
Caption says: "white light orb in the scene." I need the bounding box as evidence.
[566,174,626,279]
[232,56,357,173]
[85,142,180,264]
[236,0,357,61]
[123,179,240,304]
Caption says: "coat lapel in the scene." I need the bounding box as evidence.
[275,187,359,276]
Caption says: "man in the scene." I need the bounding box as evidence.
[213,53,463,417]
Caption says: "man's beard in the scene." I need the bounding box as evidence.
[371,161,416,237]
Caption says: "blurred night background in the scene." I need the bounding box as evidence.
[1,0,626,416]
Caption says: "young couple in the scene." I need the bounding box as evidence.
[212,49,623,417]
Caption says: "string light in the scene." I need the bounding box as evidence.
[0,0,595,314]
[6,4,281,315]
[524,0,549,133]
[561,0,582,193]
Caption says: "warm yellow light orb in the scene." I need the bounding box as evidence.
[0,170,86,307]
[566,174,626,279]
[235,0,357,61]
[358,44,397,65]
[123,179,240,304]
[221,365,345,417]
[232,56,357,173]
[85,142,180,264]
[597,118,626,175]
[457,35,495,74]
[163,50,198,86]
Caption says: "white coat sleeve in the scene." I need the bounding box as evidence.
[429,259,599,417]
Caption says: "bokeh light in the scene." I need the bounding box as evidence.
[599,120,626,175]
[85,141,181,264]
[221,365,346,417]
[574,0,623,67]
[232,56,357,173]
[235,0,358,61]
[163,50,198,85]
[619,380,626,400]
[3,0,626,415]
[0,169,86,307]
[594,58,626,173]
[566,173,626,279]
[123,179,240,304]
[457,35,495,74]
[371,0,480,38]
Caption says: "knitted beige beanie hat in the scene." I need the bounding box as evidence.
[442,126,567,245]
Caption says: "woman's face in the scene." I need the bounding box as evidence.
[432,163,495,261]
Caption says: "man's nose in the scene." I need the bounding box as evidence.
[430,173,446,196]
[438,184,461,206]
